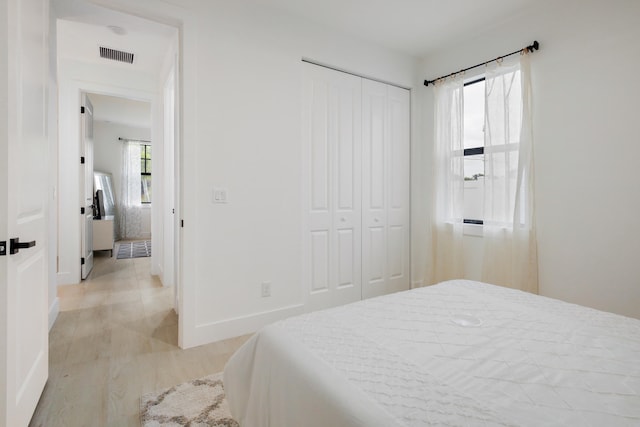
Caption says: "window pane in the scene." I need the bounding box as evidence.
[141,175,152,203]
[140,145,151,173]
[508,72,522,144]
[463,80,485,149]
[464,154,484,221]
[463,79,485,222]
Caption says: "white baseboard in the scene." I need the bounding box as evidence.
[153,262,165,284]
[181,303,305,349]
[48,297,59,331]
[57,271,78,286]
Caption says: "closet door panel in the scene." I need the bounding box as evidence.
[330,70,362,307]
[304,63,362,311]
[362,81,410,299]
[388,225,405,279]
[333,82,361,296]
[306,73,331,299]
[365,85,386,211]
[337,93,356,211]
[311,231,330,292]
[367,226,385,282]
[337,229,355,287]
[362,80,388,297]
[389,90,410,211]
[310,80,329,212]
[386,85,411,294]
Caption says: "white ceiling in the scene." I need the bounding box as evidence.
[87,93,151,128]
[55,0,543,67]
[55,0,542,125]
[247,0,541,57]
[54,0,543,88]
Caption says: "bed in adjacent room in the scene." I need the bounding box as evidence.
[223,280,640,426]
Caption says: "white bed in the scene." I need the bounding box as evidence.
[223,280,640,426]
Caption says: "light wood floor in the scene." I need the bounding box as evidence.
[29,246,250,427]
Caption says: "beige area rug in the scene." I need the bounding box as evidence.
[140,372,239,426]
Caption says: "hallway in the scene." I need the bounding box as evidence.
[30,247,249,426]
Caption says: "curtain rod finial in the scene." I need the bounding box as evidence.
[529,40,539,52]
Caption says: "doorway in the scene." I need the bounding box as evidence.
[54,3,180,325]
[86,92,153,261]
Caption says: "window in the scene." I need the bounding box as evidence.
[141,144,151,203]
[463,78,485,224]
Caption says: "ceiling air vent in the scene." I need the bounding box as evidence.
[99,46,134,64]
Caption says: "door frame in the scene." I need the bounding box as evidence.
[56,0,196,348]
[80,93,94,280]
[302,61,412,310]
[56,79,158,285]
[162,64,178,309]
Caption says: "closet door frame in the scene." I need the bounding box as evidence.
[302,61,411,310]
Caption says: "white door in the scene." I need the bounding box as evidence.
[163,68,176,294]
[362,81,411,299]
[303,63,362,311]
[80,94,94,279]
[0,0,50,424]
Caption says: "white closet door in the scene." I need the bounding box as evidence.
[362,80,410,299]
[303,63,362,311]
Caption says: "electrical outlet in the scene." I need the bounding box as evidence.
[261,281,271,298]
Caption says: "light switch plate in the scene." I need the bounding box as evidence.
[261,281,271,298]
[213,188,228,204]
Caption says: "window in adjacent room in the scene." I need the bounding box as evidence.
[141,144,152,203]
[463,77,485,224]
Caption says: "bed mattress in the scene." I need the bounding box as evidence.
[223,280,640,426]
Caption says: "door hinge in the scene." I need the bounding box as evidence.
[81,257,85,265]
[81,106,85,114]
[80,156,85,164]
[181,220,184,228]
[0,241,6,256]
[81,207,85,215]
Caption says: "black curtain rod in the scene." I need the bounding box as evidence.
[118,137,151,143]
[423,40,539,87]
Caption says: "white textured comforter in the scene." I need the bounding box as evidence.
[223,280,640,426]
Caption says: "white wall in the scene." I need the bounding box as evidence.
[421,0,640,318]
[91,0,421,347]
[93,120,151,239]
[192,2,419,339]
[190,1,421,345]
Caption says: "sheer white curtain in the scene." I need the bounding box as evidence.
[430,75,465,284]
[482,53,538,293]
[119,141,143,239]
